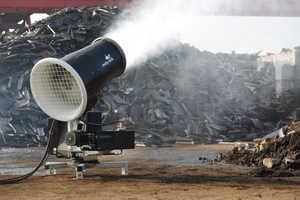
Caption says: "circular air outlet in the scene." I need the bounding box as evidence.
[30,58,87,122]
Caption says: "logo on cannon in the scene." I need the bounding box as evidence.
[102,54,114,67]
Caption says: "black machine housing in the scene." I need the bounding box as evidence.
[65,130,134,151]
[47,112,135,158]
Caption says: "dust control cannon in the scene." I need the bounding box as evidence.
[30,37,127,122]
[30,37,135,179]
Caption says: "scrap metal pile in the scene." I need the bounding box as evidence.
[0,6,299,147]
[98,48,289,146]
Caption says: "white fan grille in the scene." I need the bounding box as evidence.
[30,58,87,121]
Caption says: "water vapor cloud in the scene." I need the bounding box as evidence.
[105,0,300,67]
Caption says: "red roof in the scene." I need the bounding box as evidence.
[0,0,299,16]
[0,0,299,32]
[0,0,131,13]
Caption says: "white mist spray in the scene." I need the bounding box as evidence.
[105,0,217,68]
[105,0,300,64]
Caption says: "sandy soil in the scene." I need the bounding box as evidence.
[0,144,300,200]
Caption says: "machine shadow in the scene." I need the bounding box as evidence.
[85,171,300,186]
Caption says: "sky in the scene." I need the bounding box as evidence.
[179,15,300,55]
[30,2,300,57]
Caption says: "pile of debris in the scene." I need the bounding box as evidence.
[95,45,295,146]
[0,5,299,147]
[221,121,300,177]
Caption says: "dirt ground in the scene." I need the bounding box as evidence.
[1,144,300,200]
